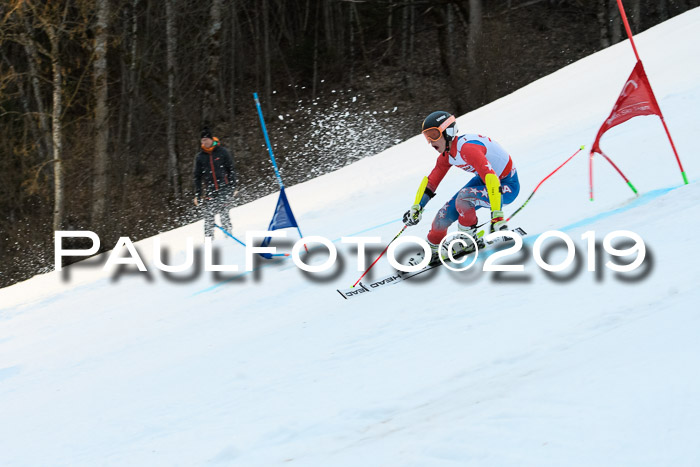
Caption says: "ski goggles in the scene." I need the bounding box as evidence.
[422,115,456,142]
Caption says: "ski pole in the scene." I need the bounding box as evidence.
[215,224,246,247]
[507,145,584,222]
[351,225,407,288]
[350,176,429,288]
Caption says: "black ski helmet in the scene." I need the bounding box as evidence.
[422,111,458,145]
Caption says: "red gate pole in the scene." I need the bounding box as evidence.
[615,0,688,185]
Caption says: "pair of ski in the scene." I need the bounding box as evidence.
[337,227,526,299]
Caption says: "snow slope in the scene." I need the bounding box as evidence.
[2,8,700,466]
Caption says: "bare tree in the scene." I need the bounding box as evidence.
[400,2,414,95]
[609,0,623,45]
[385,1,395,59]
[312,2,320,99]
[166,0,180,197]
[630,0,642,32]
[263,0,272,110]
[125,0,140,185]
[21,2,68,231]
[467,0,484,107]
[658,0,670,21]
[228,0,239,124]
[350,2,368,69]
[0,52,44,165]
[203,0,223,124]
[92,0,110,229]
[436,4,467,113]
[48,22,64,231]
[598,0,611,47]
[598,0,624,47]
[19,9,52,165]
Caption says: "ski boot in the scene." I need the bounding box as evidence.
[448,224,483,259]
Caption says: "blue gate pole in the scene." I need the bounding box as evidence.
[253,93,305,241]
[253,93,284,190]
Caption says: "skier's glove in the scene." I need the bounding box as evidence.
[403,204,423,226]
[490,209,508,233]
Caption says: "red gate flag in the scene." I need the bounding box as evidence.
[591,60,661,154]
[588,0,688,201]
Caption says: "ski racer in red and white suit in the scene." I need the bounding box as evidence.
[403,111,520,251]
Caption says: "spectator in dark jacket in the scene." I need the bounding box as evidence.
[193,127,237,237]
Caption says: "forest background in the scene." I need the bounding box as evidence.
[0,0,696,288]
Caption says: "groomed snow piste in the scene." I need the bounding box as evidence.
[2,8,700,466]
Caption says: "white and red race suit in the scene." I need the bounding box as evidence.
[421,133,520,245]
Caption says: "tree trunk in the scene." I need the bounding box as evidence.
[351,3,369,68]
[435,6,456,111]
[122,0,139,208]
[445,4,465,114]
[609,0,622,45]
[658,0,669,22]
[47,25,64,231]
[1,53,44,165]
[467,0,483,107]
[630,0,641,32]
[229,0,238,123]
[324,0,333,50]
[312,3,320,99]
[166,0,180,198]
[92,0,110,229]
[262,0,272,112]
[204,0,223,124]
[349,2,355,86]
[598,0,611,48]
[385,1,394,59]
[409,4,415,65]
[20,13,52,164]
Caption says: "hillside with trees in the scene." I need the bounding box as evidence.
[0,0,696,287]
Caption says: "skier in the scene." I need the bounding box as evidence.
[193,127,237,237]
[403,111,521,262]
